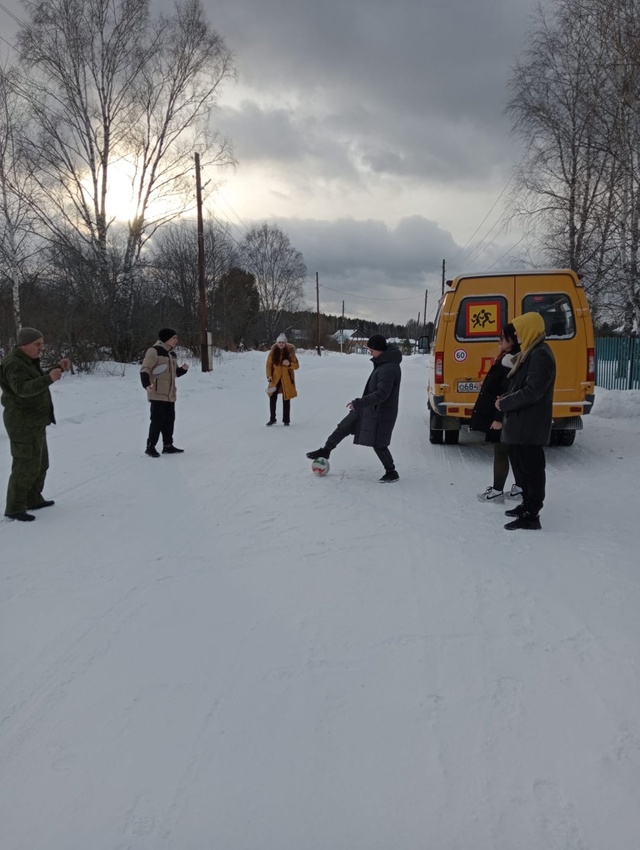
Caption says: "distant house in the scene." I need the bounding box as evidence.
[289,329,308,343]
[330,328,369,351]
[330,329,357,344]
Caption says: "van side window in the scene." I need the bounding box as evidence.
[522,293,576,339]
[455,296,507,341]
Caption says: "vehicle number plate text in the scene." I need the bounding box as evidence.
[457,381,481,392]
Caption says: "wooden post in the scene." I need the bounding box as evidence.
[316,272,321,356]
[195,153,210,372]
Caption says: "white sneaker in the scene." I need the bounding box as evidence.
[477,486,505,503]
[508,484,523,499]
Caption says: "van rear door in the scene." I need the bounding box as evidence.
[515,272,586,411]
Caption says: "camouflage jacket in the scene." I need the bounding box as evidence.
[0,348,56,432]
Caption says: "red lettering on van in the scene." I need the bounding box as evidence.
[478,357,495,379]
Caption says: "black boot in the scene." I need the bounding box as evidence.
[29,499,55,510]
[379,470,399,483]
[163,445,184,454]
[306,447,331,459]
[145,445,160,458]
[504,512,541,531]
[5,511,36,522]
[505,503,526,518]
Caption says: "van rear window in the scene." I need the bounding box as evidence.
[522,293,576,339]
[455,296,507,341]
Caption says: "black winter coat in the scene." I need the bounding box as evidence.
[469,355,512,435]
[500,342,556,445]
[352,346,402,448]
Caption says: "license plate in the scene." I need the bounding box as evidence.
[457,381,481,392]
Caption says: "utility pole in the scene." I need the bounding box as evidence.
[316,272,322,356]
[195,153,211,372]
[341,299,345,354]
[423,288,428,336]
[441,259,446,297]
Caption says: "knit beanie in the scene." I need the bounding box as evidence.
[276,333,287,343]
[17,327,44,345]
[367,333,388,351]
[158,328,177,343]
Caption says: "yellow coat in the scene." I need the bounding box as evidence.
[266,344,299,400]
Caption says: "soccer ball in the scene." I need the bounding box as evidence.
[311,457,330,477]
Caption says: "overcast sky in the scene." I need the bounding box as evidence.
[1,0,539,325]
[203,0,539,324]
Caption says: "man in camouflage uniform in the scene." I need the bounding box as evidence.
[0,327,70,522]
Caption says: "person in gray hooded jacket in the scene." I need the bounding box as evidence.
[306,334,402,482]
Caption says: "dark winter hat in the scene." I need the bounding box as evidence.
[367,333,388,351]
[17,327,44,345]
[158,328,177,342]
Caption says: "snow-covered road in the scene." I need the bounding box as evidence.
[1,350,639,849]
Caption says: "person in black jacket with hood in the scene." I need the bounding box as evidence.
[497,312,556,531]
[470,323,522,503]
[306,334,402,482]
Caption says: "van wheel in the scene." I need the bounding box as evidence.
[444,430,460,445]
[429,411,443,444]
[557,429,576,446]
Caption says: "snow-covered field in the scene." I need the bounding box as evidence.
[1,350,639,850]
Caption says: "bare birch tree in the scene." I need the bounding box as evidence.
[507,0,620,301]
[0,63,40,335]
[15,0,235,358]
[241,224,307,340]
[508,0,640,331]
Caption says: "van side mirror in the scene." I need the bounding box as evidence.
[417,334,430,353]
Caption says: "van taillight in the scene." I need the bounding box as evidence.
[435,352,444,381]
[587,348,595,382]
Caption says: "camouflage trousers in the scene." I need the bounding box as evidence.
[4,427,49,515]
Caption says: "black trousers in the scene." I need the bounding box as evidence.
[326,410,395,472]
[508,444,546,515]
[269,387,290,424]
[147,401,176,448]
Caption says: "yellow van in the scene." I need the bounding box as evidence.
[425,269,595,445]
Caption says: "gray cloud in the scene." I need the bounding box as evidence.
[210,0,533,184]
[240,214,506,323]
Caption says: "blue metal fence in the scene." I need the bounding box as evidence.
[595,337,640,389]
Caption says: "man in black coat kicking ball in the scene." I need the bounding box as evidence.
[306,334,402,483]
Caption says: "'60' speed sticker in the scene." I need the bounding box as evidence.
[453,348,467,362]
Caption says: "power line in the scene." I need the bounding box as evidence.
[449,174,514,267]
[0,1,22,26]
[483,231,530,271]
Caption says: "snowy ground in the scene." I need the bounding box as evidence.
[1,350,639,850]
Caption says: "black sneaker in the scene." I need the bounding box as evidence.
[162,445,184,454]
[266,420,277,427]
[6,511,36,522]
[306,447,330,459]
[145,446,160,458]
[505,504,526,518]
[504,513,541,531]
[29,499,55,510]
[379,470,400,483]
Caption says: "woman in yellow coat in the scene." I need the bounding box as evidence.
[266,333,299,426]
